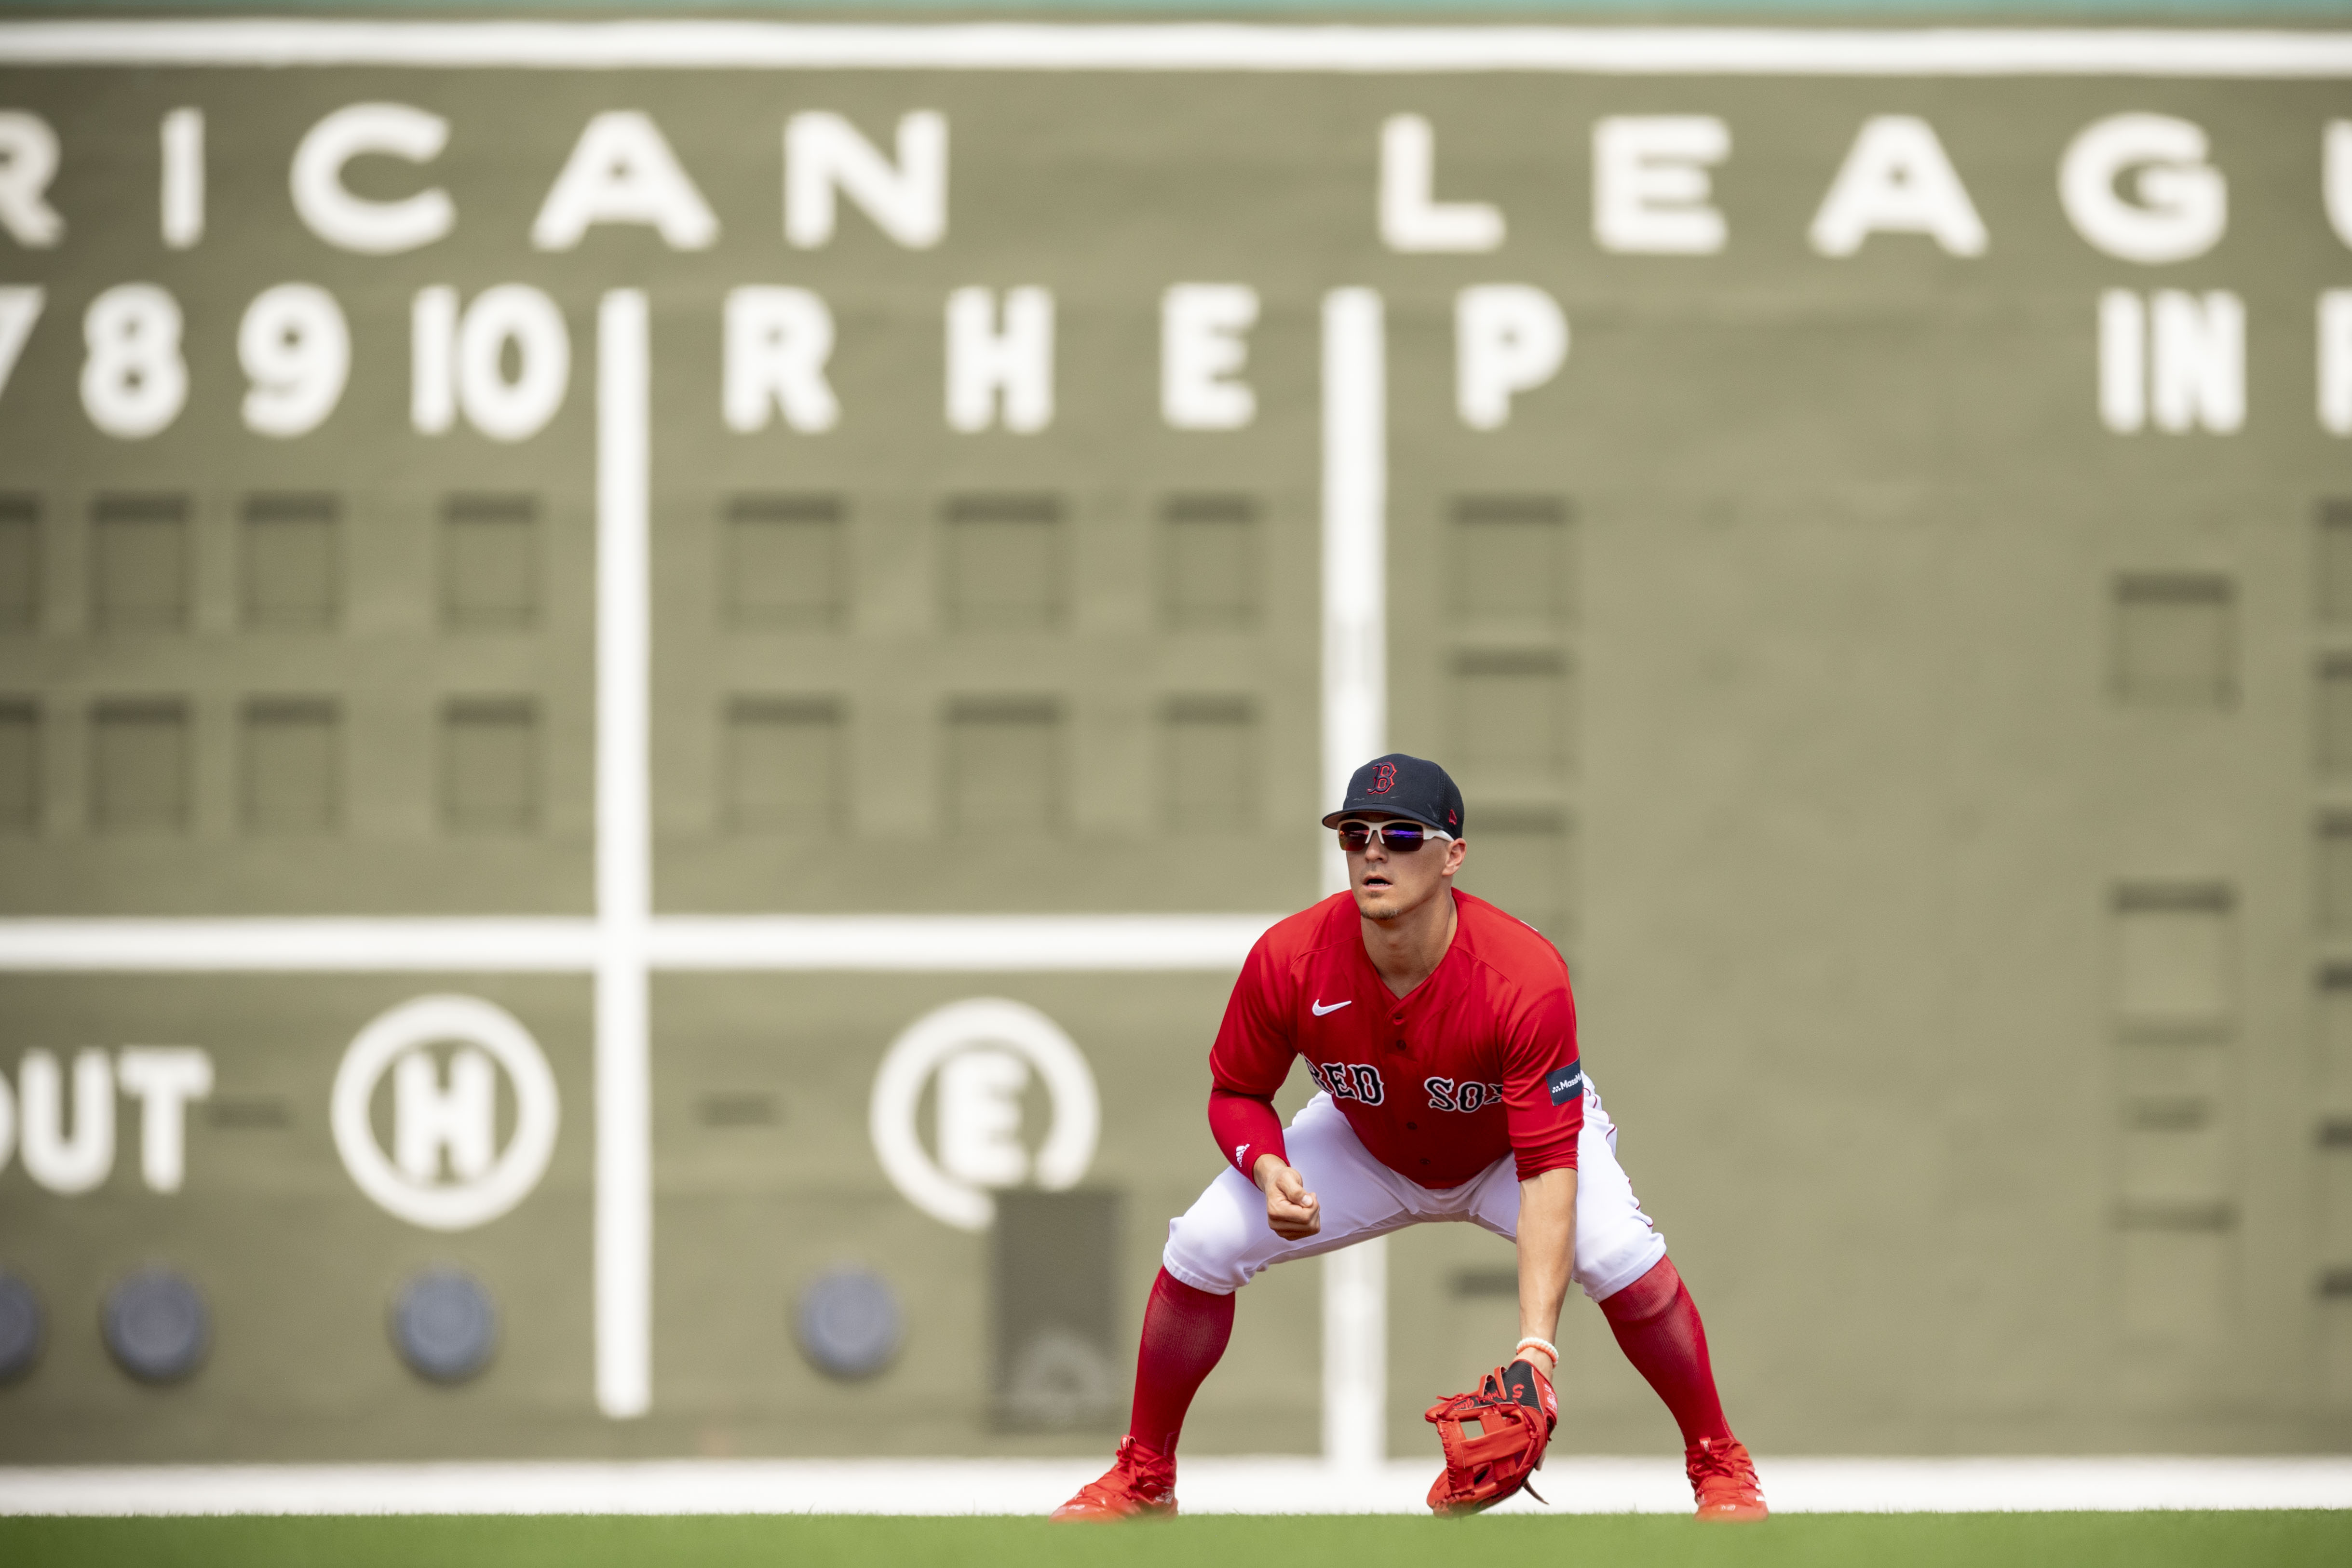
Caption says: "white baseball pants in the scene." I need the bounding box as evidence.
[1161,1076,1667,1303]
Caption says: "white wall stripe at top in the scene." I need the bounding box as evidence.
[0,21,2348,76]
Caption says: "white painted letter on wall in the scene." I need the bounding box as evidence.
[937,1050,1031,1188]
[533,111,718,252]
[161,108,203,250]
[725,286,839,433]
[115,1047,212,1193]
[2099,288,2147,433]
[464,286,570,442]
[2322,291,2352,436]
[2151,289,2244,433]
[2061,114,2225,265]
[412,285,570,441]
[946,286,1054,433]
[0,111,62,248]
[291,103,455,256]
[1380,115,1503,254]
[2099,288,2243,434]
[0,285,42,403]
[411,285,456,433]
[395,1048,496,1183]
[81,284,186,440]
[1810,116,1987,257]
[1593,116,1728,255]
[786,110,946,250]
[19,1048,113,1195]
[1162,283,1259,431]
[2328,123,2352,252]
[240,283,350,438]
[1457,284,1567,431]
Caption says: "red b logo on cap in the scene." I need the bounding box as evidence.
[1369,761,1396,794]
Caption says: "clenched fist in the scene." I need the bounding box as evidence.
[1252,1154,1321,1240]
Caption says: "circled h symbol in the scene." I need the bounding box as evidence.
[332,994,561,1232]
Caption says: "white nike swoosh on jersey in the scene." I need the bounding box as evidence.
[1312,1000,1351,1016]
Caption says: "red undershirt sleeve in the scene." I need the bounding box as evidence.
[1207,1087,1287,1178]
[1206,934,1298,1176]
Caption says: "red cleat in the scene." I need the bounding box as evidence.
[1051,1436,1177,1521]
[1686,1436,1768,1521]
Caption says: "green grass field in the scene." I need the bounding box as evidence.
[3,1512,2349,1568]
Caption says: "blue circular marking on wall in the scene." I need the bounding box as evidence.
[796,1268,903,1380]
[0,1271,43,1383]
[102,1268,208,1383]
[391,1268,498,1383]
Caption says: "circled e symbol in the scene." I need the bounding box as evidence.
[331,994,560,1232]
[868,997,1100,1232]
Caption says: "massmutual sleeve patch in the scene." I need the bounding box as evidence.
[1546,1060,1584,1107]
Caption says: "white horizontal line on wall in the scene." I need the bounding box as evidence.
[0,915,1277,973]
[0,918,602,972]
[646,914,1279,971]
[0,22,2346,77]
[3,1455,2350,1517]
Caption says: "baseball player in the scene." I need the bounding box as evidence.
[1053,753,1765,1521]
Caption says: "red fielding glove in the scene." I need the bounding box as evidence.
[1423,1359,1558,1516]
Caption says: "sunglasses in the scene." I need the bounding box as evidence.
[1335,819,1451,854]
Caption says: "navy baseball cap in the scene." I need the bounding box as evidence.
[1321,754,1466,837]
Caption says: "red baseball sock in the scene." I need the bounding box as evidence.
[1125,1268,1236,1459]
[1597,1256,1734,1449]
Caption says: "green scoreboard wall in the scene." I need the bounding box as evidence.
[0,20,2350,1461]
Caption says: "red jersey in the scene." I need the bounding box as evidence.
[1210,889,1585,1189]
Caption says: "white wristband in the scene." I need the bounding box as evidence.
[1514,1336,1558,1365]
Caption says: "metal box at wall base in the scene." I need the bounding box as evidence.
[990,1189,1122,1433]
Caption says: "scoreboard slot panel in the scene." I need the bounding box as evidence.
[0,697,35,830]
[91,495,193,634]
[1160,495,1259,632]
[1160,694,1259,830]
[721,494,847,632]
[721,696,843,834]
[941,494,1066,633]
[89,698,191,833]
[439,696,541,835]
[238,696,341,835]
[944,696,1064,832]
[439,495,542,633]
[2111,573,2236,710]
[240,493,341,632]
[0,493,38,629]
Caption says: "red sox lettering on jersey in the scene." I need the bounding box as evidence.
[1211,889,1584,1190]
